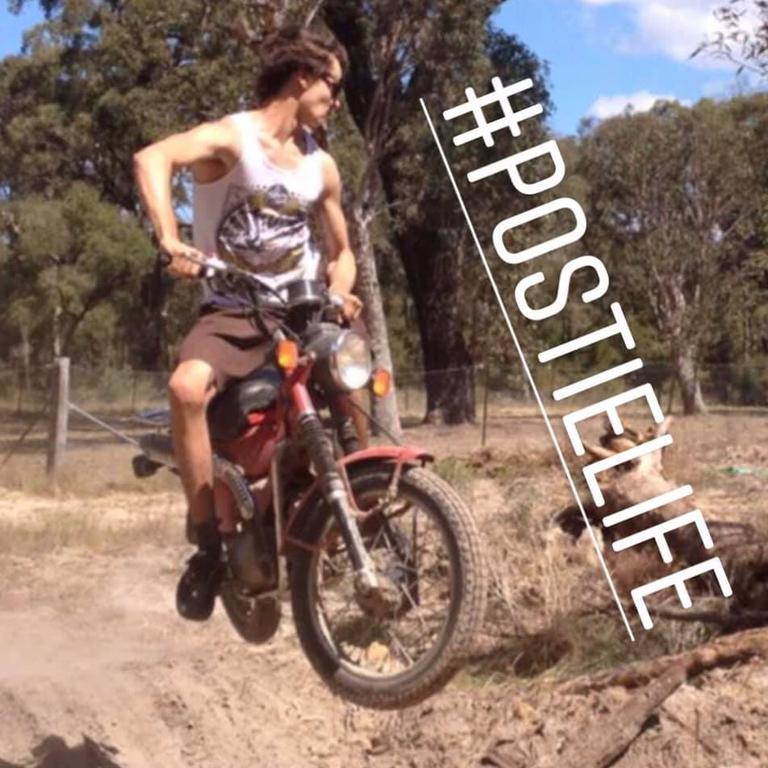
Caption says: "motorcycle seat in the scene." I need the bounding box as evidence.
[207,364,281,442]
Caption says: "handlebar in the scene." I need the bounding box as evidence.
[158,250,266,285]
[158,250,291,306]
[157,250,345,313]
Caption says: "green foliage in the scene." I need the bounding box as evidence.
[0,0,287,206]
[0,181,154,363]
[3,0,768,392]
[578,95,768,376]
[0,0,316,369]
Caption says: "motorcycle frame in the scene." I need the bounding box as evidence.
[216,354,433,597]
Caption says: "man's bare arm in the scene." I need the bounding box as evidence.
[133,120,235,278]
[317,153,361,320]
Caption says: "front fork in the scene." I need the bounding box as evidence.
[291,380,379,591]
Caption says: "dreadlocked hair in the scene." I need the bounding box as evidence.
[255,25,348,104]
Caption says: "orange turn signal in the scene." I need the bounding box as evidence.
[372,368,392,397]
[277,340,299,370]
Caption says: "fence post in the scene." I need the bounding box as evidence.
[481,364,489,448]
[404,372,410,416]
[15,364,23,415]
[46,357,70,478]
[131,370,137,412]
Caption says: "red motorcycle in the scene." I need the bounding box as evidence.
[134,258,487,709]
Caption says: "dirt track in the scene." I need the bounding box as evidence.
[3,414,768,766]
[3,503,768,768]
[0,488,500,768]
[0,492,379,767]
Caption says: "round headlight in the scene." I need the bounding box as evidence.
[331,331,372,391]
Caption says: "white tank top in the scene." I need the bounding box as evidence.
[192,111,325,307]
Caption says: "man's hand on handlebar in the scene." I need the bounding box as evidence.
[159,237,206,279]
[330,291,363,323]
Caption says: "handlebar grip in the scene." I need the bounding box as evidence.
[158,250,218,279]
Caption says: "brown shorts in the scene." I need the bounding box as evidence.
[177,306,370,393]
[177,307,275,393]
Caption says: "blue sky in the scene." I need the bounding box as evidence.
[493,0,761,134]
[1,0,41,54]
[0,0,760,135]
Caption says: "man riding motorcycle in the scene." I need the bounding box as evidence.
[133,26,362,621]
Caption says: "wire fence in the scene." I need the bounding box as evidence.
[1,360,768,469]
[396,361,768,421]
[3,360,768,418]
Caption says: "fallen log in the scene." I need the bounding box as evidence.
[483,626,768,768]
[651,604,768,628]
[562,626,768,694]
[483,665,686,768]
[542,664,686,768]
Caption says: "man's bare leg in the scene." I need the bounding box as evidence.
[168,359,224,621]
[168,359,217,527]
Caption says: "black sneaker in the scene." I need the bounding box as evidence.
[176,546,223,621]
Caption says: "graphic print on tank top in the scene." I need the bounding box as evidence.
[215,182,313,275]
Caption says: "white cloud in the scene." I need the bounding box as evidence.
[587,90,686,119]
[577,0,761,67]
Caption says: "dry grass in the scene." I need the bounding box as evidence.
[0,511,180,556]
[0,442,178,497]
[0,406,765,687]
[458,408,767,684]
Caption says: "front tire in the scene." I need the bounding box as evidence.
[289,465,487,709]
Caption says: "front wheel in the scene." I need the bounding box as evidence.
[289,465,487,709]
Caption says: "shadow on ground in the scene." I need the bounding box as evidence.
[0,735,123,768]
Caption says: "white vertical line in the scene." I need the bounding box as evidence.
[420,97,636,642]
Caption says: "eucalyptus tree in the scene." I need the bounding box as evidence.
[0,182,153,367]
[579,98,761,413]
[0,0,317,368]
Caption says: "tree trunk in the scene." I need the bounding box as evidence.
[378,163,476,424]
[674,343,706,415]
[398,225,475,424]
[661,278,705,415]
[349,202,402,438]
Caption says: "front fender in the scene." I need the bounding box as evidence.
[339,444,433,469]
[281,444,433,553]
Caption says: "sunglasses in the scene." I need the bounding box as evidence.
[319,72,343,99]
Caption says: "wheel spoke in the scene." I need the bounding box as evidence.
[394,576,430,635]
[384,624,416,667]
[308,479,461,679]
